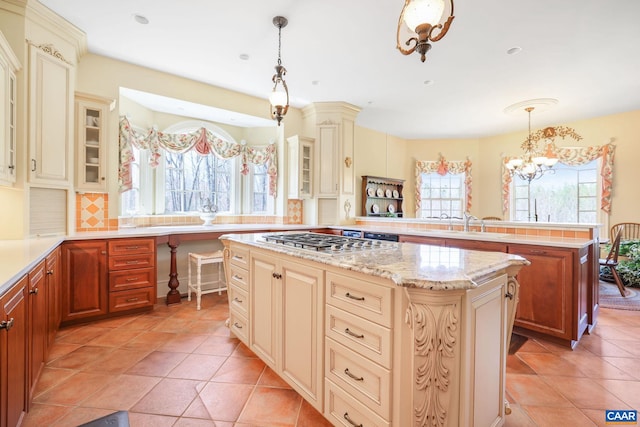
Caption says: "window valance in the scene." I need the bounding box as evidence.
[415,154,473,215]
[118,116,278,197]
[501,140,615,214]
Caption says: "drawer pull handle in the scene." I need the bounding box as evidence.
[29,288,39,295]
[528,249,547,255]
[344,328,364,339]
[126,277,139,282]
[0,318,14,331]
[125,246,140,250]
[125,260,139,265]
[233,255,244,261]
[126,298,139,302]
[232,274,244,281]
[46,269,54,275]
[345,292,365,301]
[233,322,243,329]
[233,297,243,303]
[343,412,363,427]
[344,368,364,382]
[272,272,282,279]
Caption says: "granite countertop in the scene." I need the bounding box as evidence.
[222,232,530,290]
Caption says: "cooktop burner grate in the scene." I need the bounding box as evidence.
[262,232,389,253]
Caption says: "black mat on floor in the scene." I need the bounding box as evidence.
[509,333,528,355]
[78,411,129,427]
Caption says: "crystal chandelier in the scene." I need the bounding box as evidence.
[506,107,558,182]
[396,0,455,62]
[269,16,289,126]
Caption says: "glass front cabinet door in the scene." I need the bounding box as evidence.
[75,92,112,192]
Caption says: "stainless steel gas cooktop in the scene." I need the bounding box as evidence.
[261,232,394,253]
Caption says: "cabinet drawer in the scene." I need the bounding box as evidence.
[108,238,155,255]
[228,264,249,292]
[326,271,393,327]
[326,305,392,368]
[109,253,155,271]
[109,288,154,312]
[228,284,248,318]
[326,338,391,419]
[228,245,249,269]
[109,268,155,292]
[228,311,248,345]
[324,379,390,427]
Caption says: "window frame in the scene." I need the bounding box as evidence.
[418,171,467,219]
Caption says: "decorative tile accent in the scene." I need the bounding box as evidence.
[76,193,110,232]
[286,199,303,224]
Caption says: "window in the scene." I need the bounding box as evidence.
[419,172,466,219]
[163,149,232,213]
[120,120,272,216]
[511,160,599,223]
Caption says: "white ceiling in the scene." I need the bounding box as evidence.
[39,0,640,139]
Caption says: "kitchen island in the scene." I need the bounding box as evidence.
[221,232,528,427]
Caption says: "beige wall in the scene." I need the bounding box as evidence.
[361,110,640,226]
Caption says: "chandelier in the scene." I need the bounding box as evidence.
[506,107,558,182]
[396,0,455,62]
[269,16,289,126]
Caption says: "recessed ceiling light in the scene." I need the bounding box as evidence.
[239,53,250,60]
[506,46,522,55]
[133,14,149,25]
[423,80,434,86]
[311,80,319,86]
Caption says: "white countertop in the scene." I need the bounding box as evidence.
[331,225,594,249]
[222,232,530,290]
[0,224,313,296]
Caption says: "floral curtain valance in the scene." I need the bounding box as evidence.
[415,154,473,216]
[118,116,278,197]
[501,139,616,214]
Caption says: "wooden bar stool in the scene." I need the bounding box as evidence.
[187,250,227,310]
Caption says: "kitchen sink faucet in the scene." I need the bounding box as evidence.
[463,212,478,232]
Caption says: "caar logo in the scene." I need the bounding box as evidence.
[606,410,637,424]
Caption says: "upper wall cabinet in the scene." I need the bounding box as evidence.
[75,92,112,192]
[287,135,314,199]
[0,31,20,187]
[27,41,74,187]
[316,123,339,197]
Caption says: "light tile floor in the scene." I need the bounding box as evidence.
[21,292,640,426]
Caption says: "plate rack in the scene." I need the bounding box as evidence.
[361,175,404,217]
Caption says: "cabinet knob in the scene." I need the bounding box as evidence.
[0,318,14,331]
[29,288,39,295]
[505,292,514,300]
[46,269,54,275]
[101,251,107,255]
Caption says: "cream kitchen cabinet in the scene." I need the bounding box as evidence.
[0,31,20,187]
[226,245,250,345]
[249,248,325,410]
[75,92,112,192]
[27,41,74,186]
[287,135,314,199]
[317,123,339,197]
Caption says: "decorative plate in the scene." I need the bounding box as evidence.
[385,189,392,198]
[371,203,380,214]
[388,204,395,213]
[367,187,375,197]
[392,189,399,199]
[376,188,384,197]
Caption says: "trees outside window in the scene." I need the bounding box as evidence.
[512,160,599,223]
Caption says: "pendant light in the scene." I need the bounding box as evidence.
[270,16,289,126]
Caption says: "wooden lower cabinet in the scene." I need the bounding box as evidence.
[398,234,445,246]
[0,275,28,427]
[62,238,156,325]
[27,260,47,404]
[61,240,108,323]
[249,248,324,410]
[447,238,507,252]
[45,247,61,351]
[508,243,589,347]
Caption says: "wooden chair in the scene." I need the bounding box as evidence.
[600,225,628,297]
[610,222,640,241]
